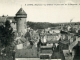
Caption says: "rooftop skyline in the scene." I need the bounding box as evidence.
[0,0,80,23]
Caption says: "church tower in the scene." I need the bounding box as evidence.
[15,8,27,36]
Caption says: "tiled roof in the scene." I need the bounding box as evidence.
[47,40,58,43]
[60,40,70,44]
[40,46,53,55]
[16,8,27,15]
[15,46,38,58]
[41,46,52,48]
[40,49,53,54]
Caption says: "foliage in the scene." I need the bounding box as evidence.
[27,21,57,30]
[0,20,15,47]
[25,31,31,40]
[25,31,34,46]
[69,27,76,33]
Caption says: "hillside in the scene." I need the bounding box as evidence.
[27,21,58,30]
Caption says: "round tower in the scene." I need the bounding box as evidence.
[15,8,27,36]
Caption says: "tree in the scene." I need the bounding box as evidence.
[69,27,76,33]
[0,20,15,59]
[25,31,31,40]
[27,21,56,29]
[0,20,15,47]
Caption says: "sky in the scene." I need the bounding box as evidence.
[0,0,80,23]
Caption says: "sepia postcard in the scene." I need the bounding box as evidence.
[0,0,80,60]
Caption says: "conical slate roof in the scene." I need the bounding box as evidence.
[16,8,27,15]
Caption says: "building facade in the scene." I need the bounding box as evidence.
[15,8,27,36]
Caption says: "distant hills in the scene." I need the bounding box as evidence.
[27,21,80,30]
[27,21,58,29]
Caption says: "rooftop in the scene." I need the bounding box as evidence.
[60,40,70,45]
[15,46,38,58]
[16,8,27,15]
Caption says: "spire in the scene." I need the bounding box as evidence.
[15,8,27,18]
[16,8,27,15]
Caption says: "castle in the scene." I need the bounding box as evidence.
[0,8,27,36]
[15,8,27,36]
